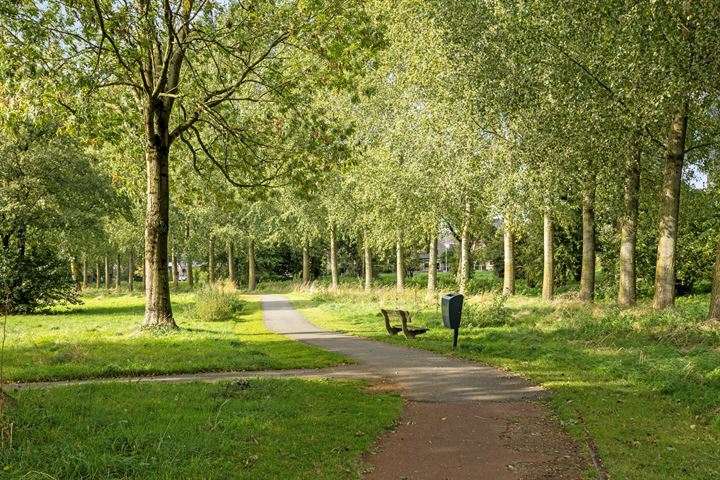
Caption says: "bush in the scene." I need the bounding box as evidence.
[462,293,510,328]
[191,284,245,321]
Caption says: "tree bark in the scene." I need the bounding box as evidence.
[542,211,554,301]
[653,105,688,309]
[428,235,438,293]
[82,257,88,290]
[208,237,215,285]
[187,255,194,287]
[104,255,110,289]
[459,203,471,294]
[619,137,641,307]
[396,240,405,291]
[302,244,311,285]
[228,241,236,285]
[329,225,339,290]
[70,256,79,287]
[185,222,193,288]
[172,249,178,289]
[579,174,596,302]
[144,141,175,326]
[364,243,373,291]
[95,261,100,289]
[708,239,720,321]
[503,224,515,295]
[128,250,134,292]
[248,238,256,291]
[116,253,121,291]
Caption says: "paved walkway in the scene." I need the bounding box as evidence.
[261,294,546,403]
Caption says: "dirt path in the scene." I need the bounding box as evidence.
[261,295,591,479]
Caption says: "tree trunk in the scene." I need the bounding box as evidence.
[128,251,134,292]
[172,249,178,289]
[95,261,100,289]
[579,174,596,302]
[503,224,515,295]
[187,255,194,287]
[208,237,215,285]
[329,225,339,290]
[542,211,554,301]
[396,240,405,291]
[653,105,688,309]
[619,137,641,307]
[116,253,121,291]
[459,203,471,294]
[82,257,88,290]
[302,244,311,285]
[104,255,110,289]
[709,239,720,321]
[248,238,256,291]
[228,241,236,285]
[143,143,175,327]
[70,256,79,287]
[364,243,373,291]
[428,235,437,293]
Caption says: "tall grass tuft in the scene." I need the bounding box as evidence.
[191,281,245,322]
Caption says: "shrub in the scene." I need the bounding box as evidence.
[462,293,510,328]
[191,284,245,321]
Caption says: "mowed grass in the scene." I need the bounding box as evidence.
[0,378,402,479]
[3,292,348,382]
[289,288,720,480]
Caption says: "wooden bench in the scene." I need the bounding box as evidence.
[380,309,428,339]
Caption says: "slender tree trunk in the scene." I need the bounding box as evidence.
[82,257,88,290]
[653,105,688,309]
[104,255,110,289]
[116,253,121,291]
[329,225,339,290]
[187,255,194,287]
[364,243,373,291]
[70,256,79,287]
[228,241,236,285]
[459,203,471,294]
[208,237,215,285]
[619,137,641,307]
[128,251,134,292]
[302,244,311,285]
[396,240,405,291]
[248,238,256,291]
[143,142,175,326]
[428,235,437,293]
[172,250,178,289]
[579,174,597,302]
[542,211,554,301]
[503,224,515,295]
[709,240,720,321]
[95,261,100,289]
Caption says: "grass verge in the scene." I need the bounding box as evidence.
[4,293,348,382]
[0,378,402,479]
[289,287,720,480]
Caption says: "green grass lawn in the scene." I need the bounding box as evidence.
[289,288,720,480]
[3,292,348,382]
[0,378,402,479]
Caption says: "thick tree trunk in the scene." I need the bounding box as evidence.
[459,203,471,294]
[172,250,178,289]
[503,225,515,295]
[208,237,215,285]
[709,240,720,321]
[104,255,110,289]
[248,238,256,291]
[542,211,554,301]
[619,138,641,306]
[228,242,236,285]
[70,256,79,286]
[187,255,194,287]
[396,240,405,291]
[302,244,311,285]
[143,143,175,327]
[116,254,121,291]
[653,106,688,309]
[364,244,373,291]
[128,251,134,292]
[82,257,88,290]
[428,235,438,293]
[329,225,339,290]
[579,175,596,302]
[95,261,100,289]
